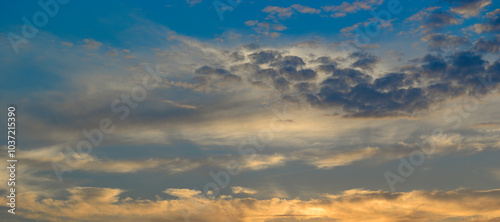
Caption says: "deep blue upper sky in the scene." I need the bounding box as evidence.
[3,0,497,49]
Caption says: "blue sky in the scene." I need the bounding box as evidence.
[1,0,500,221]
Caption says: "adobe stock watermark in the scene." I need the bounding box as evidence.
[384,74,498,192]
[179,104,294,221]
[8,0,70,54]
[213,0,242,21]
[51,65,166,182]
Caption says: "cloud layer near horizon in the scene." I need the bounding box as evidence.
[3,187,500,222]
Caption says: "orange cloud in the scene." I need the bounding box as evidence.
[6,187,500,222]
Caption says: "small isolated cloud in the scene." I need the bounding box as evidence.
[290,4,320,14]
[244,20,287,38]
[323,0,383,17]
[61,41,73,47]
[447,0,491,18]
[305,147,380,169]
[186,0,202,7]
[240,154,288,171]
[256,4,318,38]
[231,186,258,194]
[164,188,202,198]
[82,39,103,49]
[262,6,294,19]
[164,99,198,109]
[262,4,319,19]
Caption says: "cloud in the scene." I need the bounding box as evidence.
[186,0,202,7]
[471,9,500,33]
[290,4,320,14]
[421,33,471,52]
[422,11,463,31]
[350,52,380,71]
[78,158,202,174]
[239,154,288,171]
[406,6,441,22]
[82,39,103,49]
[262,6,294,19]
[322,0,383,18]
[447,0,492,18]
[61,41,73,47]
[4,10,500,222]
[262,4,320,19]
[474,121,500,127]
[405,7,463,34]
[304,147,380,169]
[195,65,242,84]
[9,187,500,222]
[28,145,204,174]
[249,50,282,64]
[175,42,498,118]
[254,4,319,38]
[164,99,198,109]
[231,186,258,194]
[279,67,317,81]
[244,20,287,38]
[164,188,202,198]
[473,35,500,53]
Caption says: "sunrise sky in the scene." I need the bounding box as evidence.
[1,0,500,221]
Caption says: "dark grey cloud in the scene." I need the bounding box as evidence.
[473,35,500,53]
[422,11,462,31]
[350,52,380,71]
[195,66,242,82]
[422,33,471,52]
[270,55,306,68]
[303,49,500,117]
[293,82,314,92]
[373,73,411,90]
[241,43,260,50]
[273,77,290,91]
[310,56,338,66]
[317,64,337,74]
[447,51,488,80]
[230,52,317,83]
[229,51,245,62]
[248,50,282,64]
[279,67,317,81]
[311,76,428,118]
[192,45,500,118]
[254,68,279,80]
[230,63,261,75]
[473,9,500,33]
[486,60,500,83]
[413,54,448,78]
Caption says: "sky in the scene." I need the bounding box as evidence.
[1,0,500,221]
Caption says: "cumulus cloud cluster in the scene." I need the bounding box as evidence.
[190,42,499,118]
